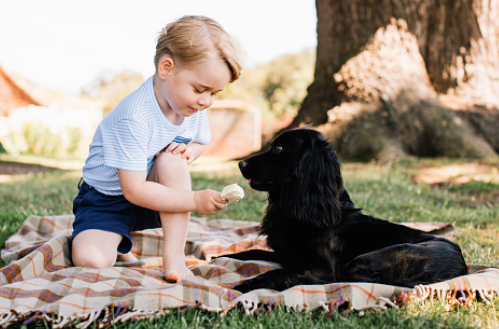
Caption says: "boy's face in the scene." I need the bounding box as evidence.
[154,55,231,123]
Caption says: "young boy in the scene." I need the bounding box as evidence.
[71,15,242,283]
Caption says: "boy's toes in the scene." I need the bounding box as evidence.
[165,269,194,283]
[165,272,179,283]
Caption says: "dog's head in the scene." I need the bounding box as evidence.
[239,128,343,228]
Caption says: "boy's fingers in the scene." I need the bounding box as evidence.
[212,202,227,213]
[172,144,187,155]
[165,142,180,153]
[209,192,228,212]
[165,143,174,152]
[212,191,227,203]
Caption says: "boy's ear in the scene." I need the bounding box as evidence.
[158,55,174,79]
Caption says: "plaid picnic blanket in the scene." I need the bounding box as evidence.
[0,215,498,328]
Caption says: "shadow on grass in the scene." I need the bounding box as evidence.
[0,160,64,176]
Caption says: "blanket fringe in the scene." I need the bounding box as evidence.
[75,308,107,329]
[0,285,497,328]
[110,309,167,325]
[54,315,73,328]
[0,311,78,329]
[0,313,16,327]
[240,299,264,315]
[0,306,174,329]
[319,301,330,313]
[477,288,496,304]
[414,285,497,307]
[376,297,398,310]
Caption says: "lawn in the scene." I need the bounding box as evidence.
[0,155,498,328]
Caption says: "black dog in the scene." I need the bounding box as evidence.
[223,128,467,293]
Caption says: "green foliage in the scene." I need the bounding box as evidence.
[79,51,314,122]
[3,123,83,157]
[261,51,315,117]
[219,49,315,119]
[66,127,82,155]
[23,122,63,156]
[2,123,85,157]
[1,129,27,156]
[82,70,145,115]
[448,180,499,193]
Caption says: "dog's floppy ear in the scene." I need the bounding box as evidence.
[280,139,342,228]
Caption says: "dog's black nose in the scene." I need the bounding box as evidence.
[238,160,247,170]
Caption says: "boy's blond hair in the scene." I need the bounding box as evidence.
[155,15,242,82]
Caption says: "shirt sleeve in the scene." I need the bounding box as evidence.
[101,119,149,171]
[192,110,212,145]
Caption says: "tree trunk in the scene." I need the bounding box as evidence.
[286,0,499,160]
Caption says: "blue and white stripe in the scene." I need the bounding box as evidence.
[82,75,211,196]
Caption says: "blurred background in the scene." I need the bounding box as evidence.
[1,0,499,166]
[0,0,316,159]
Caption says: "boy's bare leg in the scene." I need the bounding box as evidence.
[72,229,122,268]
[160,211,192,282]
[148,151,193,282]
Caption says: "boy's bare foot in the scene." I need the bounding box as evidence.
[163,255,194,282]
[117,252,138,262]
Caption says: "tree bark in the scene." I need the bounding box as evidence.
[286,0,499,160]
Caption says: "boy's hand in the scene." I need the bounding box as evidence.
[164,142,188,157]
[193,190,228,215]
[158,142,196,164]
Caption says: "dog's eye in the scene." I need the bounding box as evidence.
[274,145,283,152]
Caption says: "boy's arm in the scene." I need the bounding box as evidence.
[118,169,225,215]
[185,142,204,163]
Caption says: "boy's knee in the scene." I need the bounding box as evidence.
[150,152,191,187]
[155,152,188,170]
[72,246,116,269]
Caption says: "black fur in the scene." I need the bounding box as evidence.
[223,128,467,293]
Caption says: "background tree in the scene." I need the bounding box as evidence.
[285,0,499,160]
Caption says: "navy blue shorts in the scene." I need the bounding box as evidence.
[70,179,161,254]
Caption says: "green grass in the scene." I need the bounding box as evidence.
[1,156,498,328]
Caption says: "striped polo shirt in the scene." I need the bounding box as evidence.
[82,75,211,196]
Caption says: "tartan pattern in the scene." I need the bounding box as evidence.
[0,215,498,328]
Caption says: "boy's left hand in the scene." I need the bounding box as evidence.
[158,142,194,164]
